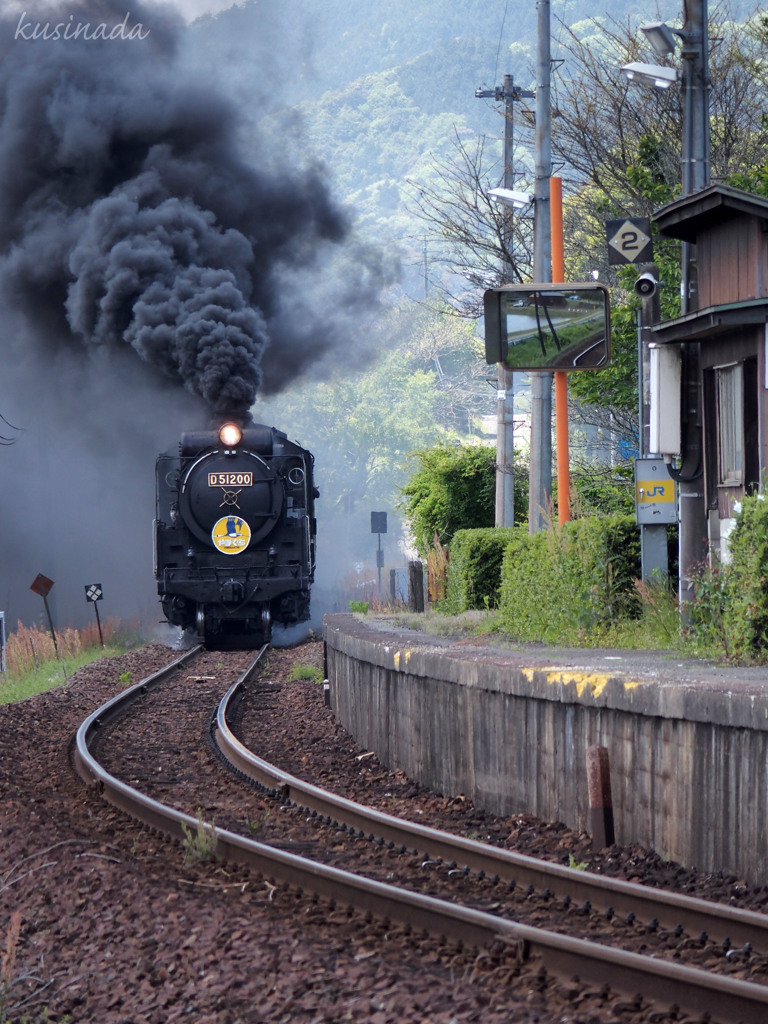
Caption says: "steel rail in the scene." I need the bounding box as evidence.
[216,673,768,954]
[74,650,768,1024]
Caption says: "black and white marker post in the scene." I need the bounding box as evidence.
[84,583,105,648]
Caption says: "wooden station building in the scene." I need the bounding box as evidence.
[652,183,768,560]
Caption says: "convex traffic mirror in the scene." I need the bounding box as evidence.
[483,283,611,371]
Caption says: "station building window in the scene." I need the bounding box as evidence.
[715,362,743,486]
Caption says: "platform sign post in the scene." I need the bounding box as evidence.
[85,583,105,647]
[30,573,59,657]
[635,459,676,581]
[371,512,387,595]
[0,611,5,675]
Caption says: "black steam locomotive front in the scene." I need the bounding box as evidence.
[154,421,316,645]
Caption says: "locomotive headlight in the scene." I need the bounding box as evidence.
[219,422,243,448]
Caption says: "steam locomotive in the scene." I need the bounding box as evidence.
[154,421,317,646]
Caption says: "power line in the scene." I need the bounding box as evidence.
[493,0,510,85]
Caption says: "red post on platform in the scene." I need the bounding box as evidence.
[586,745,615,850]
[550,176,570,525]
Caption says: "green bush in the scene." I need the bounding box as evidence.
[398,444,496,554]
[688,492,768,661]
[498,516,641,643]
[399,444,529,555]
[444,528,516,612]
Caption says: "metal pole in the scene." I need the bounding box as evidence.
[495,73,517,528]
[676,0,709,605]
[639,264,669,580]
[529,0,553,533]
[42,593,59,657]
[94,601,104,648]
[377,532,382,595]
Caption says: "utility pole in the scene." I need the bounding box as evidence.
[675,0,710,605]
[475,75,534,528]
[528,0,553,533]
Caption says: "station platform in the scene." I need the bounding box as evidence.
[323,613,768,885]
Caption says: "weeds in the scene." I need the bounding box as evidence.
[1,910,21,1024]
[1,618,142,705]
[684,492,768,663]
[181,810,218,863]
[633,575,680,643]
[289,664,323,683]
[5,618,126,678]
[247,809,271,836]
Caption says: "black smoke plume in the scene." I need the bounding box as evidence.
[0,0,390,630]
[0,0,371,421]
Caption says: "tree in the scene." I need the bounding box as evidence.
[254,299,496,562]
[406,129,534,318]
[399,443,529,554]
[551,4,768,285]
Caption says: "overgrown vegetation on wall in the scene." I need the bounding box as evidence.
[443,528,516,613]
[687,492,768,662]
[497,516,641,644]
[430,494,768,664]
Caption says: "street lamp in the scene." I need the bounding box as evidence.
[621,62,679,89]
[640,21,681,56]
[488,187,534,209]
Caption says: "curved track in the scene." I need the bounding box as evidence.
[75,647,768,1024]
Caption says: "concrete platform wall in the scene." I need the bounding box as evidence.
[324,614,768,884]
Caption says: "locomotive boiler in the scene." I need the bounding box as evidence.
[154,421,317,646]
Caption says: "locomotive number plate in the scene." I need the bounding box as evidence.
[208,472,253,487]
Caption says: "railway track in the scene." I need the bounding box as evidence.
[75,644,768,1024]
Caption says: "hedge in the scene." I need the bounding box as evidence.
[498,515,641,642]
[443,528,516,612]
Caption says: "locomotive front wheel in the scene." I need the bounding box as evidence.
[261,607,272,641]
[196,607,206,639]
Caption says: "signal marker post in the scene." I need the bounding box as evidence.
[30,573,59,659]
[606,219,671,583]
[85,583,105,647]
[371,513,387,595]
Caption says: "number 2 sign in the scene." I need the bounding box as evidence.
[606,217,653,265]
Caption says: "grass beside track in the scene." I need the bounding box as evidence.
[1,619,146,705]
[0,644,135,705]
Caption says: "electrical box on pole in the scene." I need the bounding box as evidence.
[649,344,681,458]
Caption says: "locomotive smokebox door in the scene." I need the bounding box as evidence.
[179,451,284,547]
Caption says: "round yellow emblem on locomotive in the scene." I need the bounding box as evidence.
[211,515,251,555]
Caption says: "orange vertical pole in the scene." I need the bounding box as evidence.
[550,176,570,524]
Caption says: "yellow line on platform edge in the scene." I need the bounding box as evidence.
[521,666,646,698]
[392,650,413,670]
